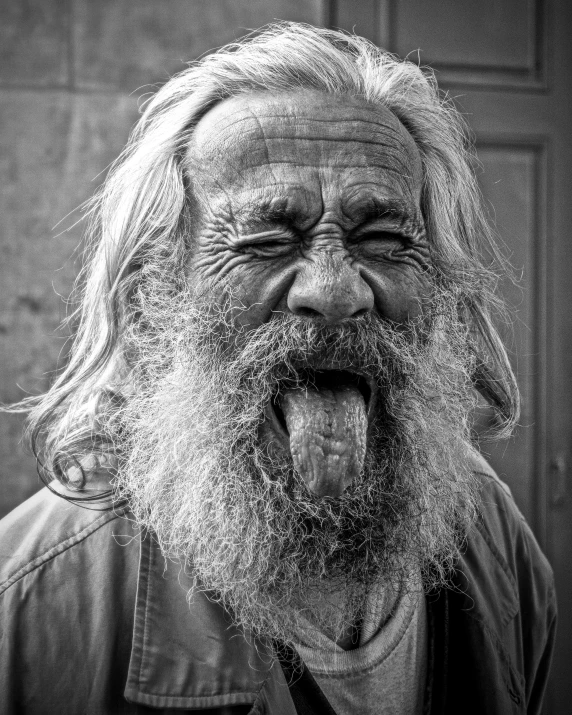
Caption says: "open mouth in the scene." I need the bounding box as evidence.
[271,368,375,437]
[266,367,375,499]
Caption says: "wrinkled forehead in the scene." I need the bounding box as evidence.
[185,89,423,204]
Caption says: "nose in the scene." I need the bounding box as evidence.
[287,251,374,323]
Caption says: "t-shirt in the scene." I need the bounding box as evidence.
[293,577,427,714]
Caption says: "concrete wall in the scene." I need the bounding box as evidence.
[0,0,322,518]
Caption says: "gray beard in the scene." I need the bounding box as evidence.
[114,291,477,646]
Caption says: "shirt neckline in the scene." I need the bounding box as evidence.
[294,578,424,676]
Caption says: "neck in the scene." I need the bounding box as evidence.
[294,575,406,651]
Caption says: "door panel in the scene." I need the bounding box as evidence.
[393,0,545,87]
[476,143,546,527]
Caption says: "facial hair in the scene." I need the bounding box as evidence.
[114,289,478,646]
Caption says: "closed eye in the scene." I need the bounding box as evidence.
[348,231,409,261]
[233,230,298,257]
[360,229,403,240]
[354,231,406,247]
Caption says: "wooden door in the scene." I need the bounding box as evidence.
[325,1,572,712]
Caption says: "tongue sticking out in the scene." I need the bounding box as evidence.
[280,384,368,498]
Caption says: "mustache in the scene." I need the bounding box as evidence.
[192,310,425,387]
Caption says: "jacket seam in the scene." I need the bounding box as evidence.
[474,518,518,593]
[249,668,276,715]
[473,469,507,484]
[460,604,526,698]
[0,511,122,596]
[126,690,260,709]
[474,474,519,595]
[137,534,154,690]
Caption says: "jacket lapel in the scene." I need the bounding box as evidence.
[124,534,295,712]
[425,486,525,714]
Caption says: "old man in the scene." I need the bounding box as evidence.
[0,23,555,715]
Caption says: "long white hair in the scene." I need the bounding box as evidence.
[15,22,518,493]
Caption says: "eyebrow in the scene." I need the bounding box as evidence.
[233,195,424,234]
[233,198,300,227]
[343,196,420,225]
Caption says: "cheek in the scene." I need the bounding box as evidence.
[188,256,298,330]
[362,264,432,323]
[231,262,298,328]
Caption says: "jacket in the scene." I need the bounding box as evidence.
[0,457,556,714]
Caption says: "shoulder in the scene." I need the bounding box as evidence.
[458,448,557,659]
[447,450,558,711]
[0,486,141,710]
[0,484,139,596]
[467,450,553,585]
[464,449,554,590]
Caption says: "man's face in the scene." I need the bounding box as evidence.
[185,90,432,499]
[186,90,429,328]
[118,90,475,645]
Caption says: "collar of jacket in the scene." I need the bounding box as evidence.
[123,533,297,713]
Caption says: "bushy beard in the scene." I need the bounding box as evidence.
[114,288,478,646]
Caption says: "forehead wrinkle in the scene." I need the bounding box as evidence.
[186,90,424,225]
[211,90,408,131]
[224,122,416,165]
[187,121,263,195]
[252,116,413,146]
[191,110,266,154]
[244,104,287,195]
[192,98,418,165]
[193,147,418,184]
[191,160,420,228]
[190,110,293,191]
[219,112,408,137]
[321,162,420,203]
